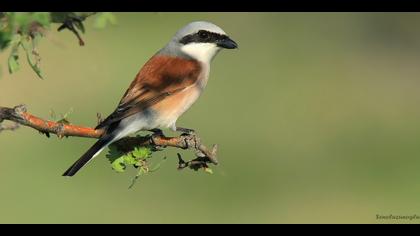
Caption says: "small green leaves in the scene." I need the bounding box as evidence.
[106,144,169,188]
[50,108,73,124]
[132,147,152,161]
[2,13,46,79]
[106,146,153,173]
[93,13,117,29]
[8,12,51,35]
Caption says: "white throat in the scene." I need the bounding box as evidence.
[181,43,220,64]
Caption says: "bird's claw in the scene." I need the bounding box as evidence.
[183,132,200,150]
[176,127,195,135]
[149,128,165,150]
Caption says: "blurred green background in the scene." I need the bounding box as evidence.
[1,12,420,223]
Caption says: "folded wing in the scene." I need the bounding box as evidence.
[96,56,202,131]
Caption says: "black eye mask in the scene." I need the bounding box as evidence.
[179,30,227,45]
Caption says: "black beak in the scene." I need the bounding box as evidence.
[217,37,238,49]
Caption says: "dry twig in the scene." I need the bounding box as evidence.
[0,105,218,168]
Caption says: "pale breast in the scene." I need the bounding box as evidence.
[149,62,210,129]
[152,85,202,129]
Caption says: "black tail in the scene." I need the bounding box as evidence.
[62,135,114,177]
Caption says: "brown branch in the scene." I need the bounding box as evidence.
[0,105,218,167]
[0,105,102,138]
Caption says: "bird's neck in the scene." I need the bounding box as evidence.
[180,43,221,64]
[196,62,211,90]
[157,41,221,65]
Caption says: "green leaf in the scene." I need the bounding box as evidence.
[8,39,20,74]
[31,12,51,28]
[31,32,42,48]
[106,145,127,173]
[0,31,12,51]
[122,153,138,165]
[13,13,32,32]
[8,53,19,74]
[112,158,127,173]
[9,34,21,45]
[20,36,32,51]
[132,147,152,160]
[93,12,117,29]
[204,168,214,174]
[105,144,123,163]
[21,35,43,79]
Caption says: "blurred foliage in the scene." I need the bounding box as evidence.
[93,12,117,29]
[0,12,116,79]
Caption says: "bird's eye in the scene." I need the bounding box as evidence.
[198,30,209,39]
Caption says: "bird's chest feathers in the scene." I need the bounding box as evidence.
[153,85,201,128]
[153,67,209,128]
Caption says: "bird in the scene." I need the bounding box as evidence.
[62,21,238,176]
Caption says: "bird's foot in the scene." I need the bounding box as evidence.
[175,127,195,135]
[149,128,164,136]
[176,127,200,150]
[148,128,165,151]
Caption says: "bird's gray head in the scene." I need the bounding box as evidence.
[159,21,238,63]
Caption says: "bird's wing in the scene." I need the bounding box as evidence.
[96,56,202,130]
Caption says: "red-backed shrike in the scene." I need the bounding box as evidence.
[63,21,237,176]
